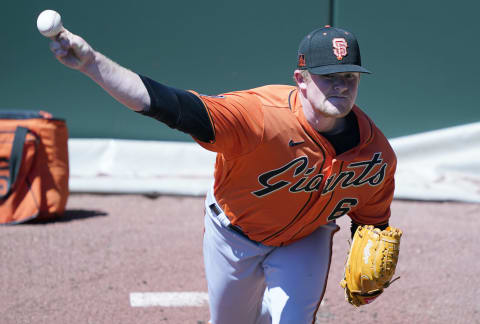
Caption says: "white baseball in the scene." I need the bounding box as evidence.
[37,10,63,37]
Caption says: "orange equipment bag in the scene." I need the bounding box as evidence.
[0,110,69,224]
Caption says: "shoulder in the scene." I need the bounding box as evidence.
[244,85,297,109]
[192,85,296,107]
[353,106,397,163]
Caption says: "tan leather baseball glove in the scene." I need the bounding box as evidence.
[340,225,402,307]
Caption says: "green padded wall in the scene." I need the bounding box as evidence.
[1,0,328,141]
[334,0,480,137]
[1,0,478,140]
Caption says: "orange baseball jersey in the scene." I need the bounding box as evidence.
[192,85,396,247]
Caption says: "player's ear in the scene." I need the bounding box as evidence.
[294,70,308,91]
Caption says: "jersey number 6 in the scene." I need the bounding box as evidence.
[327,198,358,221]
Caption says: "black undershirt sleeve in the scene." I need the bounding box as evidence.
[350,221,389,239]
[136,75,214,143]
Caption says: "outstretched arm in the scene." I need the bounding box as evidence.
[49,28,150,111]
[48,28,214,142]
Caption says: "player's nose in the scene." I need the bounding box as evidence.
[332,78,348,92]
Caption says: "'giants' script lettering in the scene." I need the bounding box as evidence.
[252,152,387,197]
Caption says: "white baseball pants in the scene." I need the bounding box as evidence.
[203,188,339,324]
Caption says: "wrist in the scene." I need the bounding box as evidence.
[79,50,100,76]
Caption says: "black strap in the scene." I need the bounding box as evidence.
[209,203,222,217]
[0,127,29,199]
[350,221,389,239]
[209,203,253,240]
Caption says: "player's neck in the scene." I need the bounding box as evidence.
[311,117,346,134]
[300,96,346,133]
[320,118,347,135]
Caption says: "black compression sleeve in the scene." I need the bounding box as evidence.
[137,75,214,143]
[350,221,389,239]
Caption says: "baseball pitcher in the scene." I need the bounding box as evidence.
[45,21,402,324]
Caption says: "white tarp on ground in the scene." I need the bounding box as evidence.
[68,122,480,203]
[389,122,480,203]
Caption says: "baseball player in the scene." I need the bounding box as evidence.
[48,25,397,323]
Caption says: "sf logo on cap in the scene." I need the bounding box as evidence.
[332,38,348,60]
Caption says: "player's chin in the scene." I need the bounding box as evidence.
[323,102,353,118]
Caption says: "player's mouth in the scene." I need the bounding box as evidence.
[327,95,349,102]
[328,94,348,98]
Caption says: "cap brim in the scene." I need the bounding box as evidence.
[308,64,371,75]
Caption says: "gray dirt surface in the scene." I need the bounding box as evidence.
[1,194,479,324]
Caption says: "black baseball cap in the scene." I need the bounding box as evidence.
[297,26,371,75]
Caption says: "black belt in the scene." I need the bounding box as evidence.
[209,203,250,239]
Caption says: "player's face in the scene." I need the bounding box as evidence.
[305,72,360,118]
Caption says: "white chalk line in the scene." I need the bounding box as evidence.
[130,292,327,308]
[130,292,209,307]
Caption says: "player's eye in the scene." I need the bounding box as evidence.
[322,74,336,79]
[344,73,359,80]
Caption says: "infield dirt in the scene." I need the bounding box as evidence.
[1,194,478,324]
